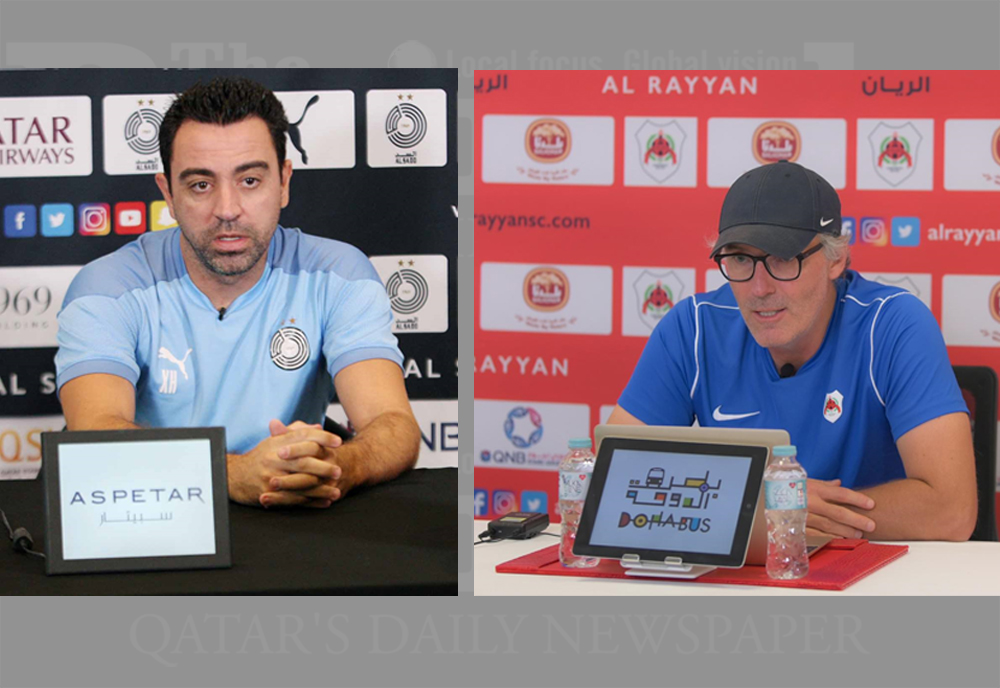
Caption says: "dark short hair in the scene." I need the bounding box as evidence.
[159,76,288,186]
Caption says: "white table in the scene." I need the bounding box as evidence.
[474,520,1000,596]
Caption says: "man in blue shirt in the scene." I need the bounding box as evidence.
[609,161,977,541]
[56,76,420,510]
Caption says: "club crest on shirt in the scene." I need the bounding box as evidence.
[823,390,844,423]
[270,326,310,370]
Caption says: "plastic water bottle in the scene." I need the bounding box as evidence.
[558,438,599,568]
[764,445,809,580]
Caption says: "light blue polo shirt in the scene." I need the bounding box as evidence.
[618,271,967,489]
[56,225,403,453]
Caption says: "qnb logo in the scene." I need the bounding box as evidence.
[480,450,526,465]
[158,346,192,395]
[68,486,206,505]
[385,267,429,315]
[503,406,543,449]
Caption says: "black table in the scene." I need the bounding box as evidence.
[0,468,457,595]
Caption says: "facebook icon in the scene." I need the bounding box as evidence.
[4,205,37,238]
[474,489,488,517]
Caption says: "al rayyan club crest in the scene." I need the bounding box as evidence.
[869,122,922,186]
[635,120,686,183]
[633,270,685,331]
[823,390,844,424]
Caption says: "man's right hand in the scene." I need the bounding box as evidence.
[227,421,343,508]
[806,478,877,539]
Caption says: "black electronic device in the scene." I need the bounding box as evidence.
[487,512,550,540]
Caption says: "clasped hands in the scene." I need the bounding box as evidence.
[229,419,349,508]
[806,478,877,539]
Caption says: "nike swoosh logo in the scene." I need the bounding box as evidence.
[820,217,834,227]
[712,406,761,422]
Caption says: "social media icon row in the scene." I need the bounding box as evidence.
[3,201,177,238]
[474,488,549,517]
[841,216,921,247]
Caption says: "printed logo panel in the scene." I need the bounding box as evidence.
[481,114,614,186]
[623,117,697,188]
[704,269,728,293]
[622,267,695,337]
[943,119,1000,191]
[276,90,356,169]
[102,93,175,175]
[942,275,1000,347]
[370,255,449,334]
[0,266,83,348]
[0,96,93,178]
[856,119,934,190]
[706,117,846,188]
[367,89,447,168]
[0,415,64,481]
[479,262,612,335]
[474,399,590,472]
[861,272,933,310]
[328,399,457,468]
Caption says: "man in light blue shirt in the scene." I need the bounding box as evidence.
[609,161,977,541]
[56,76,420,509]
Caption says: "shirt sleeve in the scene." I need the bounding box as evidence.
[872,293,968,442]
[617,296,697,425]
[321,258,405,381]
[55,289,142,393]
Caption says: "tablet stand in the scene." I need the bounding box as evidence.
[619,554,717,580]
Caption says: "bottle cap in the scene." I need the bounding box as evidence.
[568,438,592,449]
[771,445,797,457]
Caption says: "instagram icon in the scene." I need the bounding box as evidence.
[78,203,110,236]
[859,217,888,246]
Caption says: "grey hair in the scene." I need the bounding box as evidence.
[819,232,852,273]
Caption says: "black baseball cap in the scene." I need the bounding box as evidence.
[710,161,842,261]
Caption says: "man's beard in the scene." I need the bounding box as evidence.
[181,223,270,277]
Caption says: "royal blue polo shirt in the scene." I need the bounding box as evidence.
[618,270,967,489]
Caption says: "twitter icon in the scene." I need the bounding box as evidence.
[891,217,920,247]
[41,203,74,237]
[520,490,548,514]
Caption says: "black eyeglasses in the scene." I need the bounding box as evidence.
[714,243,824,282]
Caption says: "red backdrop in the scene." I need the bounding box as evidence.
[474,70,1000,523]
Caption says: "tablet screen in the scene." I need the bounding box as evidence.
[575,437,768,567]
[588,448,751,555]
[58,439,217,560]
[43,426,231,574]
